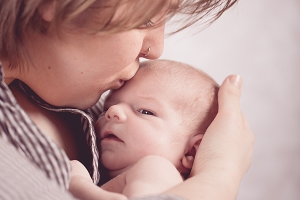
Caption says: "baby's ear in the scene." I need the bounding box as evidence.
[182,134,203,170]
[38,1,57,22]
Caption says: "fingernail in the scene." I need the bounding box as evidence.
[229,75,241,88]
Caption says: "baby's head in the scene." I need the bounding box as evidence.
[139,60,219,137]
[96,59,219,179]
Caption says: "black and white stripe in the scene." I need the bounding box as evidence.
[18,81,100,184]
[0,67,70,188]
[0,138,75,200]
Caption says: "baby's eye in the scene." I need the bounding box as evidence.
[139,109,154,116]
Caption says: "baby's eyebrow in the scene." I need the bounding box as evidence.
[137,95,164,108]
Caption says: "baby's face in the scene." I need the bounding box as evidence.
[95,69,188,178]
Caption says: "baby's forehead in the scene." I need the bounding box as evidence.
[105,70,172,101]
[137,68,194,103]
[137,61,197,91]
[137,63,182,85]
[136,67,183,92]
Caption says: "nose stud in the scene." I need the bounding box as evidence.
[142,46,151,57]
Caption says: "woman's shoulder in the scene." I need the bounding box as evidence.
[0,79,71,188]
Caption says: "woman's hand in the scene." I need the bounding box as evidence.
[164,75,254,200]
[192,75,254,178]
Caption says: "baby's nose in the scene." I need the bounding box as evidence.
[105,105,127,122]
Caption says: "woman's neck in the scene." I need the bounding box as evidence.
[8,81,80,160]
[4,77,15,85]
[1,60,18,85]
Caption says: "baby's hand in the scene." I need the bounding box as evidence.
[69,160,127,200]
[70,160,92,181]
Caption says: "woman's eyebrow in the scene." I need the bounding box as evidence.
[169,5,179,10]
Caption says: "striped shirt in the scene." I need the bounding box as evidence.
[0,63,183,200]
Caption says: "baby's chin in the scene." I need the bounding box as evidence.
[107,165,132,179]
[100,155,136,178]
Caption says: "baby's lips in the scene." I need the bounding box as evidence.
[101,130,123,142]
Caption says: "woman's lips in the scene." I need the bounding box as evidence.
[119,79,124,85]
[111,80,125,90]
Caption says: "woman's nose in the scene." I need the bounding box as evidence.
[141,23,165,59]
[105,105,127,122]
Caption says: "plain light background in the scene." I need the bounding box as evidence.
[160,0,300,199]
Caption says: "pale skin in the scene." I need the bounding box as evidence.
[70,156,184,199]
[70,64,206,198]
[97,65,203,179]
[70,74,253,200]
[1,1,254,200]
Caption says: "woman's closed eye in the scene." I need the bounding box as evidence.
[138,109,155,116]
[144,20,154,28]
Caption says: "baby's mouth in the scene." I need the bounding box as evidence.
[102,132,123,142]
[106,133,118,139]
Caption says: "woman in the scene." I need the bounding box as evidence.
[0,0,254,200]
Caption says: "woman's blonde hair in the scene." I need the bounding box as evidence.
[0,0,237,69]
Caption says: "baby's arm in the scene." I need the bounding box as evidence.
[121,155,183,198]
[69,160,127,200]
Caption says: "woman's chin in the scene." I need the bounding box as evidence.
[63,97,100,110]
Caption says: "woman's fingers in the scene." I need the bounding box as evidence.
[241,112,254,169]
[218,75,242,113]
[191,75,254,180]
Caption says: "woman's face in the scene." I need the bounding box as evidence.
[20,11,166,109]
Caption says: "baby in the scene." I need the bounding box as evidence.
[70,59,219,199]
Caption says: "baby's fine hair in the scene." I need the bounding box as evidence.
[139,59,219,135]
